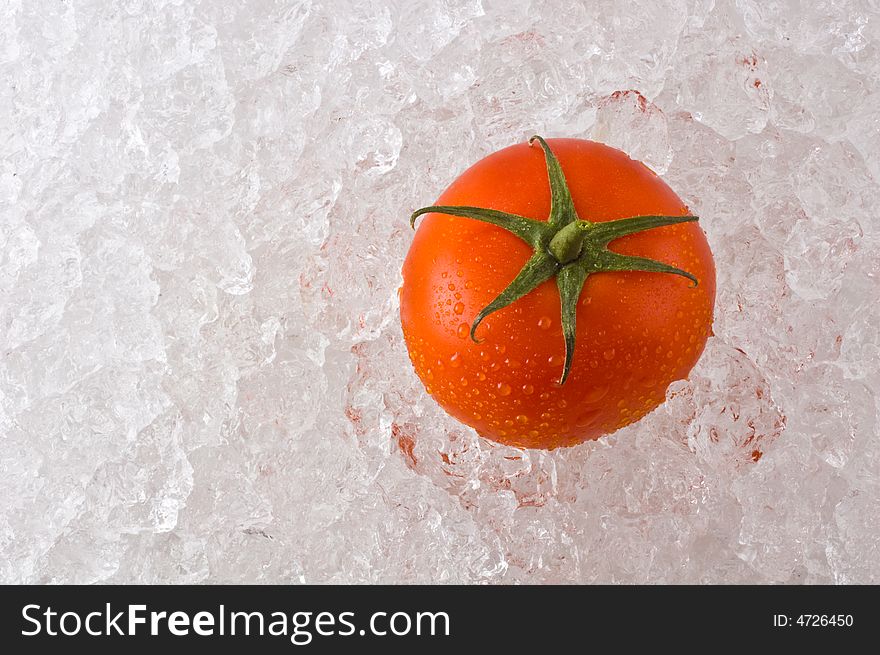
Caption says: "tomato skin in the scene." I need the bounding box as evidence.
[400,138,715,449]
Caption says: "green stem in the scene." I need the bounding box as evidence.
[547,220,591,264]
[409,136,702,385]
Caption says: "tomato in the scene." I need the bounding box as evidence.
[400,137,715,449]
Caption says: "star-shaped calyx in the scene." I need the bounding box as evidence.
[410,136,699,385]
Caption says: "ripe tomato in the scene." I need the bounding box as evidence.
[400,137,715,449]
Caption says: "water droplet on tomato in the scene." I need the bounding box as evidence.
[505,358,521,369]
[557,399,568,409]
[522,384,534,395]
[449,353,461,368]
[453,302,465,315]
[448,283,456,291]
[548,354,563,366]
[583,385,608,402]
[477,371,486,381]
[497,382,512,396]
[603,349,616,360]
[516,414,528,425]
[537,316,552,330]
[575,406,602,427]
[459,377,468,386]
[456,322,469,339]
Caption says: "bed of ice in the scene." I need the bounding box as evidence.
[1,0,878,584]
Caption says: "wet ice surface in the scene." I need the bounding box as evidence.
[1,0,878,584]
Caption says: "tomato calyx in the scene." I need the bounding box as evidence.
[410,136,700,385]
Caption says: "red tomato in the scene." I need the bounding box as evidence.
[400,137,715,449]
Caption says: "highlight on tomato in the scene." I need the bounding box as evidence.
[400,136,716,449]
